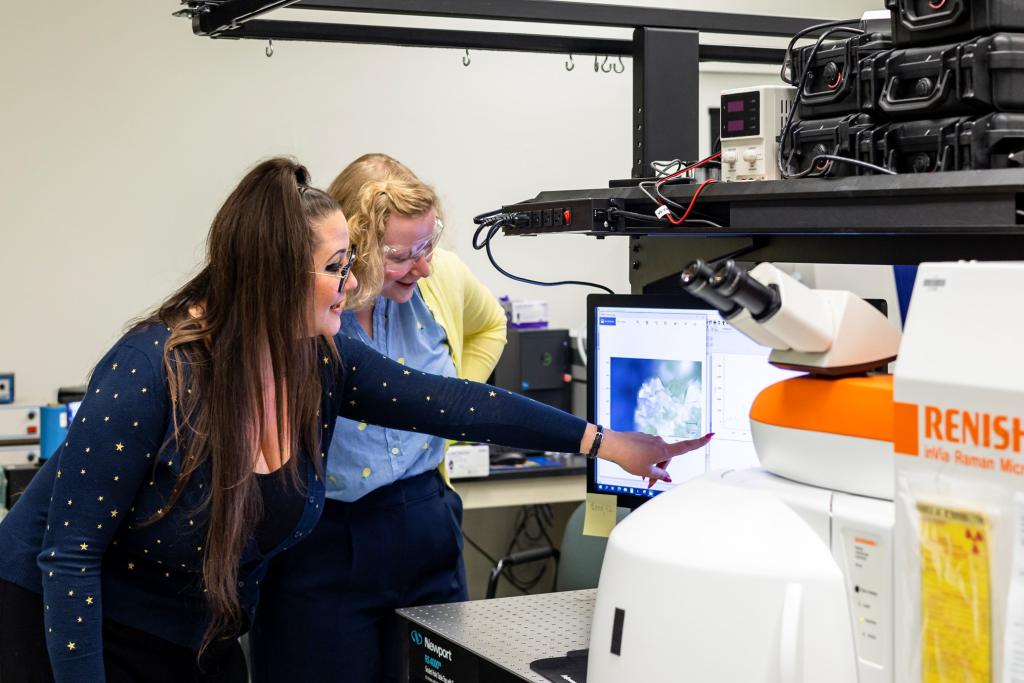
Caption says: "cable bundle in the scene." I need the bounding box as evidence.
[472,210,614,294]
[782,6,1024,176]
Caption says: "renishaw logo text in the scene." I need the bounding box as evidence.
[924,406,1024,453]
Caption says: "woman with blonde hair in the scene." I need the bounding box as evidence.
[252,155,511,682]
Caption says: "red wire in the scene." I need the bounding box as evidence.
[666,179,718,225]
[655,151,722,188]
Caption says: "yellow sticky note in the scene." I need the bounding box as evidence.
[583,493,618,538]
[918,502,991,683]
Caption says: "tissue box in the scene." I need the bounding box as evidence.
[500,298,548,328]
[445,444,490,479]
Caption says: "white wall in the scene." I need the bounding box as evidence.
[1,0,880,403]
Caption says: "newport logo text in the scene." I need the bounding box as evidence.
[425,636,453,662]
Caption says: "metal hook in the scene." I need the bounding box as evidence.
[462,49,471,67]
[601,55,612,73]
[613,55,625,74]
[265,39,274,58]
[565,53,575,71]
[594,55,600,72]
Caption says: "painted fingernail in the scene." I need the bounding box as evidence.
[664,475,673,483]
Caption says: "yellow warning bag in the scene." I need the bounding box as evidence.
[918,503,991,683]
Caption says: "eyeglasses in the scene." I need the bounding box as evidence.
[310,245,359,293]
[382,217,445,269]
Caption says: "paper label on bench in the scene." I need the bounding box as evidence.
[583,492,617,537]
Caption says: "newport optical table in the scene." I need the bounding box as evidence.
[399,589,595,683]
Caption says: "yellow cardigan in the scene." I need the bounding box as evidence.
[418,248,507,382]
[417,248,508,484]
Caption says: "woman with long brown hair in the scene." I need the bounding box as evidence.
[252,154,509,682]
[0,157,710,682]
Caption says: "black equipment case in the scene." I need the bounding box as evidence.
[863,113,1024,172]
[880,33,1024,118]
[786,114,876,177]
[885,0,1024,47]
[793,32,893,119]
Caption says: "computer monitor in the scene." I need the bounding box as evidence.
[586,294,803,508]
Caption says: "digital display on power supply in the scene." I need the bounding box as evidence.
[721,91,760,138]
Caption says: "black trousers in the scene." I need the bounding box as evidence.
[251,469,467,683]
[0,579,247,683]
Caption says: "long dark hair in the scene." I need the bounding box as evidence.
[135,157,341,651]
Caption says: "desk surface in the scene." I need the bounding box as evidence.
[453,472,586,510]
[399,589,595,683]
[465,455,587,483]
[451,455,587,510]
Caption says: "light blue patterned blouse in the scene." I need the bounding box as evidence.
[326,289,458,502]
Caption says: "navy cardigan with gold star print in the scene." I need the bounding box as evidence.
[0,323,585,682]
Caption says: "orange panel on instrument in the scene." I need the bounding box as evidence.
[749,375,894,442]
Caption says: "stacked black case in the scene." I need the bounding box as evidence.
[885,0,1024,47]
[881,33,1024,117]
[792,32,892,120]
[785,1,1024,177]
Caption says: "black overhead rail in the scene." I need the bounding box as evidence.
[189,0,818,39]
[175,2,1024,280]
[177,0,828,179]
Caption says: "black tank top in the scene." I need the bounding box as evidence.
[254,464,306,553]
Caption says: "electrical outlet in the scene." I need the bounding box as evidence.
[0,374,13,404]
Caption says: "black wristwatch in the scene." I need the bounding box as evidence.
[586,425,604,460]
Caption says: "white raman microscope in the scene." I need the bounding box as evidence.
[589,259,1024,682]
[588,259,902,683]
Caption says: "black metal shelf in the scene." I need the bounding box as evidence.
[496,170,1024,282]
[190,0,822,38]
[218,20,785,63]
[503,169,1024,236]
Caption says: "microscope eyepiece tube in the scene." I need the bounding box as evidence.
[681,260,741,318]
[710,261,781,321]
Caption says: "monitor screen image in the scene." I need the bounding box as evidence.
[588,295,802,504]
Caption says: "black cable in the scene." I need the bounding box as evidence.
[462,531,498,566]
[650,159,683,178]
[472,218,615,295]
[639,178,722,225]
[613,208,724,229]
[683,220,725,228]
[807,154,896,176]
[525,504,555,545]
[465,516,543,596]
[781,18,862,85]
[778,25,865,178]
[707,241,764,267]
[780,25,865,176]
[503,506,528,556]
[652,184,725,225]
[473,208,505,224]
[503,506,552,592]
[652,182,686,212]
[610,208,663,223]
